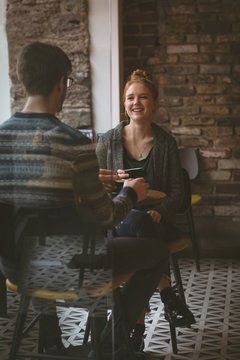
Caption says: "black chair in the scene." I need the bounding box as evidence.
[177,167,201,272]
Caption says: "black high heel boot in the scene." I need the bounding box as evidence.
[131,324,145,351]
[160,287,196,327]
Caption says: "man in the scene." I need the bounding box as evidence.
[0,42,169,359]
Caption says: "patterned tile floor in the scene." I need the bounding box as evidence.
[1,251,240,359]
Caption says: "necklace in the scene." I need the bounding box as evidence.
[135,137,152,159]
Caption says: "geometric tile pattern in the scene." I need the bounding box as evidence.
[1,238,240,360]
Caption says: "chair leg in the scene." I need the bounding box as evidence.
[83,314,91,346]
[170,254,186,305]
[0,271,7,317]
[169,321,178,354]
[187,207,200,271]
[9,295,31,360]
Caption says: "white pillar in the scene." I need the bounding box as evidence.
[0,0,11,122]
[89,0,120,134]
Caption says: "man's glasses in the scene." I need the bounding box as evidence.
[66,77,74,88]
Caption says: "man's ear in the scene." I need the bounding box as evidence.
[59,76,66,91]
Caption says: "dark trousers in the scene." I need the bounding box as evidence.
[100,209,177,350]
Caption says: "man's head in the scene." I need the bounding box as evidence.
[16,42,72,97]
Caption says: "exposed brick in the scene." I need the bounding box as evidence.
[165,4,196,15]
[180,137,210,148]
[181,115,215,126]
[159,97,183,107]
[198,157,217,170]
[191,183,213,195]
[216,95,240,105]
[217,118,234,126]
[215,183,240,194]
[232,105,240,116]
[200,64,231,74]
[184,96,215,106]
[159,75,187,85]
[169,106,200,116]
[190,75,216,84]
[199,148,231,159]
[218,159,240,169]
[200,44,231,53]
[233,65,240,73]
[216,34,240,43]
[163,34,186,43]
[180,54,210,64]
[197,4,229,13]
[202,194,234,205]
[171,126,201,136]
[199,170,231,181]
[163,86,195,96]
[233,170,240,181]
[200,21,232,34]
[232,147,240,159]
[214,206,240,217]
[196,84,228,94]
[186,34,213,43]
[164,65,198,75]
[201,126,233,137]
[214,137,240,149]
[201,105,230,115]
[192,206,213,217]
[167,45,198,54]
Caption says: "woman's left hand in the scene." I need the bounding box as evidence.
[99,169,118,191]
[147,209,161,223]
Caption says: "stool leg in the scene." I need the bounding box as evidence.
[0,271,7,317]
[9,295,31,360]
[187,207,200,271]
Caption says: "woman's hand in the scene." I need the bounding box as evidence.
[147,209,161,223]
[99,169,118,191]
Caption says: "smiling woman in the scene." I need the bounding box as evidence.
[96,68,196,351]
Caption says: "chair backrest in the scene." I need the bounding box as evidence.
[179,147,199,180]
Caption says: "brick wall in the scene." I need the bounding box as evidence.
[122,0,240,241]
[6,0,92,129]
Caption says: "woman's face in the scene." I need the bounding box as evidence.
[124,82,155,123]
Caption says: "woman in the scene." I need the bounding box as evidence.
[96,69,195,350]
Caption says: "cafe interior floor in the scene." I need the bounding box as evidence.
[0,235,240,360]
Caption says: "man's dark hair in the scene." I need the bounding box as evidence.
[16,42,72,96]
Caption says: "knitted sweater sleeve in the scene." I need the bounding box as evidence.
[72,144,136,227]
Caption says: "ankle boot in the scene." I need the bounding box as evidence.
[160,287,196,327]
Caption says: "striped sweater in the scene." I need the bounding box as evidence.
[0,113,137,227]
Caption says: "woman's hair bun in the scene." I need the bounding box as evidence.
[130,69,153,82]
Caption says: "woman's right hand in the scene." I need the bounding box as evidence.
[123,177,148,202]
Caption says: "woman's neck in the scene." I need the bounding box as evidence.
[124,122,152,140]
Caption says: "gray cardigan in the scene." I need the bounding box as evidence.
[96,121,184,224]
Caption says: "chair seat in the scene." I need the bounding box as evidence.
[87,272,133,297]
[191,194,202,205]
[166,237,189,254]
[6,279,78,301]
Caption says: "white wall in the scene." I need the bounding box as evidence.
[88,0,120,134]
[0,0,11,122]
